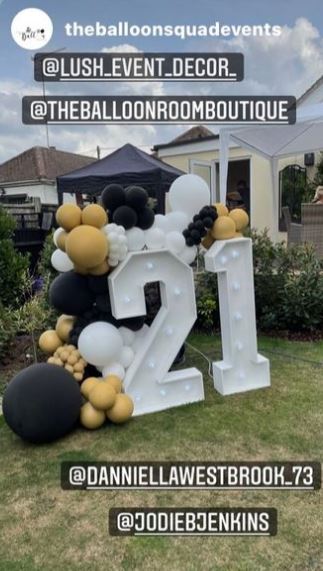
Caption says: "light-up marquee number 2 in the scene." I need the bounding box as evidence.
[204,237,270,395]
[108,250,204,416]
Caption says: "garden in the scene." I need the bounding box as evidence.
[0,177,322,570]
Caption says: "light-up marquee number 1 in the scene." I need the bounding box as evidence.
[204,237,270,395]
[109,249,204,416]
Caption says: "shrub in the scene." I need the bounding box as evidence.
[0,302,17,360]
[37,230,57,282]
[195,229,323,334]
[0,208,29,309]
[195,271,220,332]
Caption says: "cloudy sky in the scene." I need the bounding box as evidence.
[0,0,323,163]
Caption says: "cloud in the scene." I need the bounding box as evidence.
[1,19,323,163]
[200,17,323,96]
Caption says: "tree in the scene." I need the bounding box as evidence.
[0,207,29,308]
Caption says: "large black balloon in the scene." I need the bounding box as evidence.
[50,271,94,315]
[113,205,137,230]
[137,207,155,230]
[101,184,125,212]
[3,364,81,444]
[126,186,148,211]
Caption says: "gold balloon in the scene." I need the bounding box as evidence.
[39,330,63,354]
[60,350,69,362]
[80,402,106,429]
[74,361,85,373]
[89,383,116,410]
[55,315,75,343]
[56,204,82,232]
[66,225,108,269]
[213,202,229,217]
[56,230,68,252]
[211,216,236,240]
[81,204,108,228]
[106,394,134,424]
[234,231,243,238]
[229,208,249,231]
[74,372,83,382]
[103,374,123,393]
[81,377,99,399]
[67,354,78,366]
[88,260,110,276]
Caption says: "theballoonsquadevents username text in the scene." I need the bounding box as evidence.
[64,20,282,40]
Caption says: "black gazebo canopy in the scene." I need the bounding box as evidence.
[57,143,183,213]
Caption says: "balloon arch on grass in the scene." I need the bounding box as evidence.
[3,174,270,444]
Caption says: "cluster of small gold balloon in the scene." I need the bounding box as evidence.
[38,314,87,382]
[55,203,110,276]
[80,375,134,429]
[201,204,249,250]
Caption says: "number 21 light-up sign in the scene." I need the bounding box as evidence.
[109,237,270,416]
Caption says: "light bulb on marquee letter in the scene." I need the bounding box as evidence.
[108,250,204,416]
[204,237,270,396]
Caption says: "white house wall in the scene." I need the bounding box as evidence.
[1,183,76,206]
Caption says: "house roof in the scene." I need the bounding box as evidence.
[152,125,218,151]
[297,75,323,105]
[0,146,95,184]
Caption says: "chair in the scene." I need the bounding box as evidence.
[282,206,302,247]
[301,203,323,259]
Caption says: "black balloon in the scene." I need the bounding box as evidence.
[3,364,81,444]
[126,186,148,210]
[101,184,125,212]
[95,293,111,313]
[113,205,138,229]
[87,273,109,295]
[203,217,214,229]
[50,271,94,315]
[119,315,146,331]
[137,207,155,230]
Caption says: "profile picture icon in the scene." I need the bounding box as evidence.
[11,8,53,50]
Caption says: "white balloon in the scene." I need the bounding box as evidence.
[119,327,135,346]
[165,211,189,232]
[153,214,170,232]
[78,322,123,367]
[51,249,73,272]
[102,223,117,235]
[169,174,210,219]
[145,228,166,250]
[137,324,150,338]
[53,227,64,247]
[108,257,119,267]
[179,245,198,265]
[102,361,125,380]
[126,227,146,251]
[108,231,118,243]
[132,324,150,352]
[166,231,186,255]
[118,235,128,245]
[118,346,135,368]
[109,243,119,254]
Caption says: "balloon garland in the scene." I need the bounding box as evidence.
[3,174,249,443]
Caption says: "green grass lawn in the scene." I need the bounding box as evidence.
[0,333,322,571]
